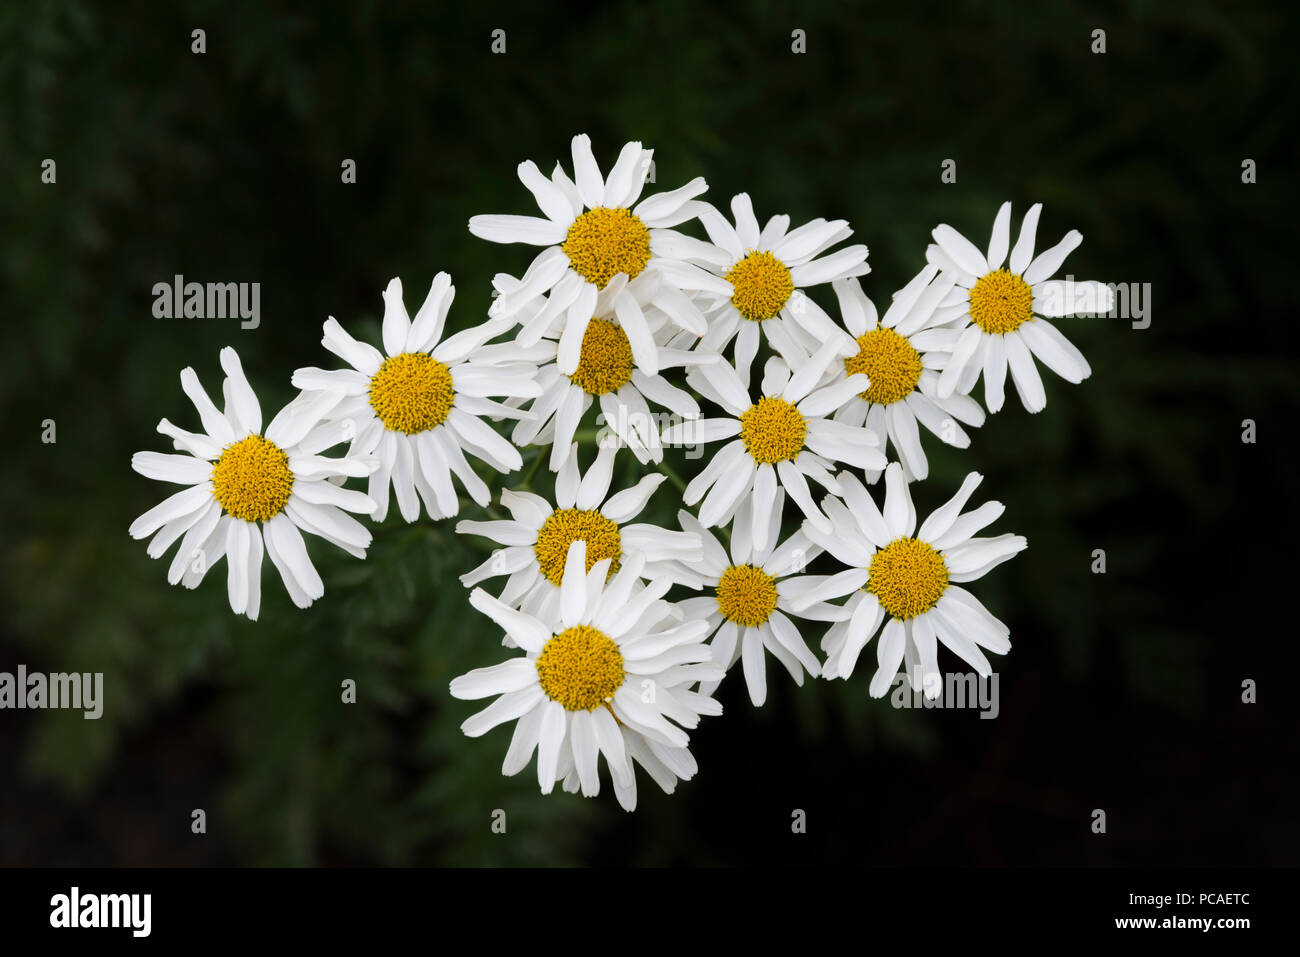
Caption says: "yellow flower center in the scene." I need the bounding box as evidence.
[535,624,625,712]
[968,268,1034,334]
[561,207,651,288]
[867,537,949,620]
[715,564,779,628]
[568,318,635,396]
[368,352,455,434]
[726,250,795,322]
[739,397,806,464]
[210,435,294,523]
[533,508,622,587]
[844,327,924,405]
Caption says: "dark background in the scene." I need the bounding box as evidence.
[1,0,1296,866]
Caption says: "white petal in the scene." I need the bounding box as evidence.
[1018,318,1091,383]
[983,333,1007,414]
[798,375,869,418]
[180,366,236,446]
[932,224,990,277]
[450,658,538,700]
[468,588,552,652]
[406,272,454,353]
[777,459,827,532]
[468,214,567,246]
[602,142,648,210]
[882,462,916,538]
[931,501,1004,551]
[321,317,384,376]
[936,324,982,399]
[569,710,601,797]
[911,613,941,698]
[462,687,546,738]
[502,702,545,776]
[1033,278,1112,318]
[788,245,870,287]
[576,441,617,511]
[560,540,588,626]
[455,518,536,547]
[731,193,761,249]
[225,520,251,615]
[265,513,324,601]
[592,707,632,788]
[556,308,592,377]
[836,471,892,547]
[1023,229,1083,285]
[783,338,842,404]
[1004,332,1047,413]
[698,456,755,528]
[1008,203,1042,275]
[601,474,666,524]
[633,179,710,228]
[517,159,577,225]
[219,347,262,435]
[570,133,605,209]
[916,471,984,544]
[690,201,742,259]
[751,464,778,554]
[380,277,410,357]
[132,451,212,485]
[832,276,874,336]
[741,628,767,706]
[869,618,906,697]
[887,402,927,479]
[129,484,213,540]
[613,291,659,375]
[986,202,1012,271]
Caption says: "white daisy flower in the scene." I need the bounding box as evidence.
[455,441,703,619]
[686,193,869,371]
[507,269,720,470]
[663,348,886,552]
[449,541,723,810]
[469,134,727,357]
[789,463,1025,699]
[663,490,850,706]
[927,202,1113,413]
[129,347,378,619]
[290,274,543,523]
[816,268,987,482]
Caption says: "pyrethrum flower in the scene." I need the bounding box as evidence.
[823,269,986,482]
[927,202,1113,413]
[666,349,886,550]
[129,347,377,619]
[508,270,719,469]
[790,464,1025,698]
[664,491,849,706]
[469,134,727,360]
[455,442,702,619]
[291,274,542,522]
[685,193,869,371]
[449,542,723,810]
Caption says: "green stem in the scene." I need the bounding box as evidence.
[519,445,546,491]
[655,459,688,496]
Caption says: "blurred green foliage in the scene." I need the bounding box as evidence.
[1,0,1296,865]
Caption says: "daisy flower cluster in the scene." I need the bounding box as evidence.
[131,134,1110,810]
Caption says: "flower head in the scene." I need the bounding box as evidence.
[130,347,377,619]
[450,541,722,809]
[927,202,1112,413]
[292,274,542,522]
[790,463,1026,698]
